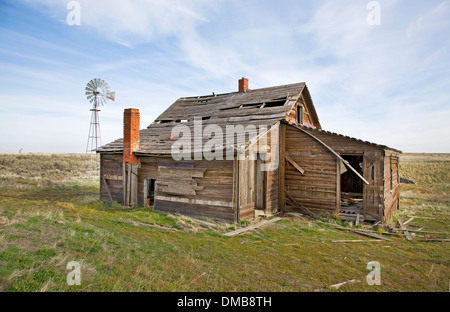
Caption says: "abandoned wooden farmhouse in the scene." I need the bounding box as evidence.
[97,78,401,223]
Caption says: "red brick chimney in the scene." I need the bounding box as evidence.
[238,77,248,93]
[123,108,140,164]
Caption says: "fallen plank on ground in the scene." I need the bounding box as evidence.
[224,217,282,237]
[328,279,360,289]
[331,239,384,243]
[398,218,413,241]
[403,217,416,225]
[328,223,393,241]
[111,219,177,231]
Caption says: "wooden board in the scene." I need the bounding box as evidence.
[285,154,305,174]
[223,217,282,236]
[398,218,413,241]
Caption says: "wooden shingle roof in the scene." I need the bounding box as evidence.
[97,82,320,155]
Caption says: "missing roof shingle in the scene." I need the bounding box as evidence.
[263,99,287,107]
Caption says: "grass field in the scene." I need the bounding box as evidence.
[0,153,448,292]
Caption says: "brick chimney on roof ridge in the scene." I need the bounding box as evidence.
[123,108,140,164]
[238,77,248,93]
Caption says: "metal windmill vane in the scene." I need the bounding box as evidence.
[85,78,115,153]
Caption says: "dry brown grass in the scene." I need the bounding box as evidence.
[0,153,99,189]
[399,153,450,201]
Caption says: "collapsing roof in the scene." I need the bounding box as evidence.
[285,121,402,154]
[97,82,320,155]
[97,79,400,157]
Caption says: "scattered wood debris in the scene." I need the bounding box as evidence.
[397,229,449,234]
[315,279,361,291]
[403,217,416,225]
[398,218,413,241]
[224,217,282,237]
[331,239,383,243]
[340,193,363,208]
[328,223,392,241]
[328,279,360,289]
[111,219,177,231]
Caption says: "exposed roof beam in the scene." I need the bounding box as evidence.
[293,125,369,185]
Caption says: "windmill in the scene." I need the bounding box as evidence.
[85,78,115,153]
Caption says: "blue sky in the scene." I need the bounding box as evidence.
[0,0,449,153]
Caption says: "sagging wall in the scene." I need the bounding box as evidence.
[283,125,339,214]
[137,157,236,222]
[298,128,388,221]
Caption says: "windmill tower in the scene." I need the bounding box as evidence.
[85,78,115,153]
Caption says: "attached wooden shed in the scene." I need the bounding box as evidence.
[281,122,401,222]
[98,78,401,223]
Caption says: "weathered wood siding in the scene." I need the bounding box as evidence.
[263,124,279,214]
[383,152,400,221]
[284,126,339,214]
[138,157,235,222]
[237,155,255,220]
[266,166,279,214]
[285,97,312,126]
[298,129,387,221]
[100,153,124,204]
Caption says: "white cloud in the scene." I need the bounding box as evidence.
[25,0,214,46]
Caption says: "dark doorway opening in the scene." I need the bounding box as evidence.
[341,155,363,193]
[340,155,364,210]
[146,179,155,207]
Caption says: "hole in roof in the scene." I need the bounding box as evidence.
[263,100,286,107]
[241,102,263,108]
